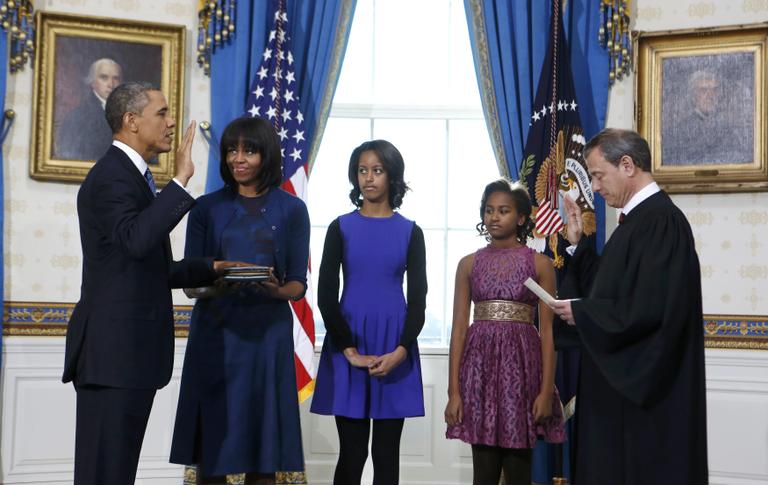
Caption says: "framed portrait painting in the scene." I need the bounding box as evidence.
[635,24,768,193]
[30,11,186,186]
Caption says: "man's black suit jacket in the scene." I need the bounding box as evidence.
[63,145,215,389]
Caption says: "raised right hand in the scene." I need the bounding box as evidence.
[174,120,197,186]
[563,195,583,246]
[444,394,463,426]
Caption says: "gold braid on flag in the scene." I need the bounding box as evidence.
[196,0,236,76]
[1,0,34,73]
[598,0,631,83]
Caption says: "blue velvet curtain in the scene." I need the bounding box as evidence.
[465,0,608,248]
[464,0,609,178]
[206,0,357,192]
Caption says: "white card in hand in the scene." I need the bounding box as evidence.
[523,277,556,308]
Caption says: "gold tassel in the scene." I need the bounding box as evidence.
[598,0,631,84]
[0,0,35,73]
[197,0,236,76]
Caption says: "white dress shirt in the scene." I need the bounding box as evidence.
[112,140,188,192]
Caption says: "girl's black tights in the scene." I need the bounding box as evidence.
[471,444,532,485]
[334,416,405,485]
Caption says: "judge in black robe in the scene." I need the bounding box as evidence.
[552,128,708,485]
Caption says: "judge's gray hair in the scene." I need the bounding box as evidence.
[85,58,123,86]
[104,82,156,134]
[584,128,652,172]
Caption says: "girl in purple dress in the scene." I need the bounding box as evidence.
[445,179,564,485]
[310,140,427,485]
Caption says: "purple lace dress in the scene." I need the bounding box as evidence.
[446,245,565,448]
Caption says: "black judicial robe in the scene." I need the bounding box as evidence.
[568,191,708,485]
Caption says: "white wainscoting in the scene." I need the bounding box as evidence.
[704,351,768,485]
[0,337,187,485]
[1,338,765,484]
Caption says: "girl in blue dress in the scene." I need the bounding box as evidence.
[310,140,427,485]
[170,117,310,485]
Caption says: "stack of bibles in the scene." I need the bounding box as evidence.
[222,265,272,282]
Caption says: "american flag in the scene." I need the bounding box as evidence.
[244,0,316,402]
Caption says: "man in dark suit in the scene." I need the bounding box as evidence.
[62,82,233,485]
[55,58,123,160]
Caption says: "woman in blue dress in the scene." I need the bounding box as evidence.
[170,117,309,485]
[310,139,427,485]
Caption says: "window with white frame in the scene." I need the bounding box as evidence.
[307,0,500,348]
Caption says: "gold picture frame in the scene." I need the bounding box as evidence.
[30,11,186,186]
[635,24,768,193]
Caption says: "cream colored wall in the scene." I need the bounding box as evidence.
[3,0,210,306]
[605,0,768,316]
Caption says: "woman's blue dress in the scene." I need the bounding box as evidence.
[170,188,309,477]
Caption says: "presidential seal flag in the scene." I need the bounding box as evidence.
[519,1,595,268]
[518,1,596,483]
[244,0,316,403]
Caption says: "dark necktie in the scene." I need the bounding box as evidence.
[144,168,157,197]
[618,212,626,224]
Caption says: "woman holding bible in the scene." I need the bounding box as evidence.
[169,117,310,485]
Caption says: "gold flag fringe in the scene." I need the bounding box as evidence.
[197,0,236,76]
[1,0,34,73]
[598,0,631,83]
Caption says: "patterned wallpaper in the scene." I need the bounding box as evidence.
[3,0,209,306]
[605,0,768,317]
[2,0,766,319]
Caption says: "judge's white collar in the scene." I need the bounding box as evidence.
[621,182,660,217]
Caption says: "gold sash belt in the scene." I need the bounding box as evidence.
[473,300,535,324]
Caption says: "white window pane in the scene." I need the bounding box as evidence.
[448,0,483,107]
[308,117,371,227]
[333,0,374,104]
[372,119,447,228]
[420,228,447,346]
[373,0,450,105]
[313,0,497,349]
[447,119,501,229]
[444,228,488,341]
[309,226,328,338]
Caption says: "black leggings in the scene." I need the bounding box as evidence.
[471,444,532,485]
[334,416,405,485]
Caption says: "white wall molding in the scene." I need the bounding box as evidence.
[1,341,766,484]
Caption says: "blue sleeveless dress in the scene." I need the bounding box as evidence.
[310,211,425,419]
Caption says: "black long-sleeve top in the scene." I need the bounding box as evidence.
[317,217,427,352]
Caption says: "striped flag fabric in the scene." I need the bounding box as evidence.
[244,0,315,402]
[534,198,565,236]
